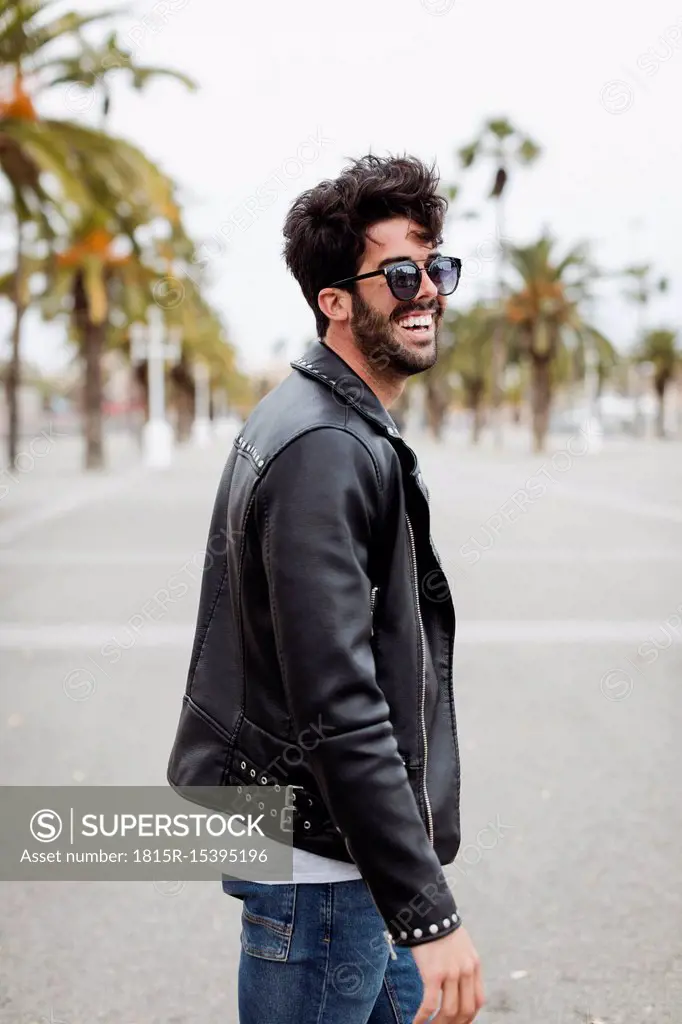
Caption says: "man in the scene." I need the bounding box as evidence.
[167,154,484,1023]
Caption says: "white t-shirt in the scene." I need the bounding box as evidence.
[265,846,362,884]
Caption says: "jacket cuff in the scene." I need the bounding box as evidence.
[384,881,462,948]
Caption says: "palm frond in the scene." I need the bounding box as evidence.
[0,2,123,65]
[457,142,478,169]
[517,137,541,163]
[486,118,514,140]
[128,64,198,92]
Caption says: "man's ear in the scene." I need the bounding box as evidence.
[318,287,351,324]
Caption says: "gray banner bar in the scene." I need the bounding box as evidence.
[0,786,293,881]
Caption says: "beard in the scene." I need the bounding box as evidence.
[349,289,442,378]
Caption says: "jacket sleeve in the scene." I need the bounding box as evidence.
[254,426,460,947]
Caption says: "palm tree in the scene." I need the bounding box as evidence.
[618,264,669,436]
[504,235,615,452]
[0,0,196,464]
[2,103,189,466]
[168,285,238,443]
[421,373,450,440]
[1,70,85,463]
[106,260,244,446]
[620,264,668,343]
[635,329,680,438]
[44,222,150,468]
[419,180,479,435]
[458,117,541,445]
[31,29,196,126]
[440,304,494,444]
[0,0,122,460]
[39,211,199,468]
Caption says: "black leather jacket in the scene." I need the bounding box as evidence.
[167,340,462,947]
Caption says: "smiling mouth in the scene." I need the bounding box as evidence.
[394,311,435,335]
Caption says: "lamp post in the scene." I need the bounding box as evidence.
[130,306,181,469]
[582,341,604,454]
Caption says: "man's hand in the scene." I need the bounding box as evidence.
[411,925,484,1024]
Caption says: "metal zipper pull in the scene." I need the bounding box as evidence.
[384,930,398,960]
[370,585,379,636]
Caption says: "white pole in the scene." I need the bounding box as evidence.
[581,342,603,455]
[130,307,178,469]
[148,332,164,424]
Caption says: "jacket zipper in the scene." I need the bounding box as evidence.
[370,585,379,635]
[405,512,434,845]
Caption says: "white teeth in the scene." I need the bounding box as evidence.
[398,313,433,329]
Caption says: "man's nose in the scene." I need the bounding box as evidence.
[416,265,439,302]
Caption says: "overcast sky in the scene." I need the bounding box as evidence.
[3,0,681,374]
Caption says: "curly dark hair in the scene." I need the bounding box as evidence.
[282,153,448,339]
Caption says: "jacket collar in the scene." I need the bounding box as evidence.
[290,339,402,439]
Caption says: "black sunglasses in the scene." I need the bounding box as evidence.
[329,255,462,302]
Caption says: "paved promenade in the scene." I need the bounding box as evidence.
[1,421,681,1024]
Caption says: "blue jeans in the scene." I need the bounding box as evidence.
[222,879,423,1023]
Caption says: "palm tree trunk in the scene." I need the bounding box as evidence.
[132,363,148,450]
[490,194,507,448]
[171,363,195,443]
[655,376,667,439]
[424,378,448,440]
[469,381,484,444]
[72,271,107,470]
[83,318,106,470]
[6,217,26,465]
[176,385,194,442]
[472,401,484,444]
[530,356,552,452]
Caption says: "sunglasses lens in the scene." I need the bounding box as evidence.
[428,257,460,294]
[386,263,421,300]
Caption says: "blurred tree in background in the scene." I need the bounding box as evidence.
[503,235,615,452]
[620,263,669,346]
[439,303,494,445]
[1,4,678,467]
[636,328,680,439]
[0,0,246,469]
[457,117,541,445]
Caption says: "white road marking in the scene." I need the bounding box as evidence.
[1,549,680,566]
[1,621,680,649]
